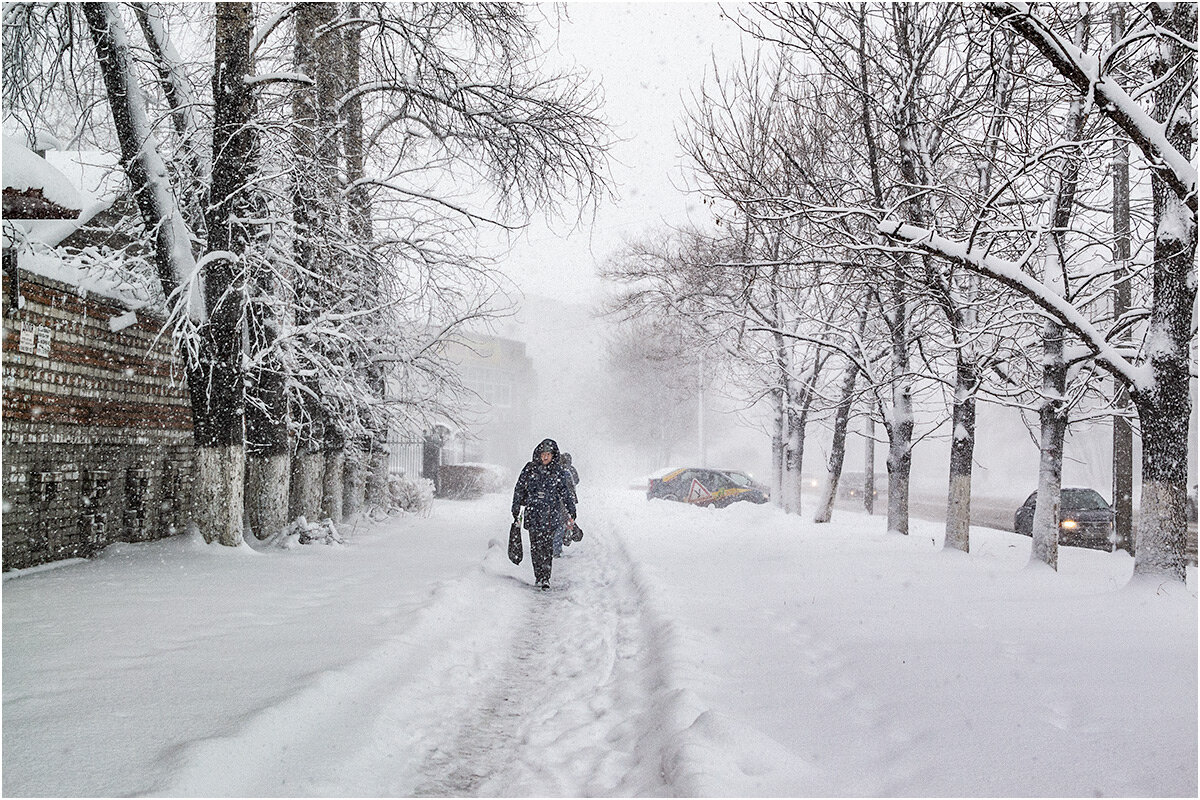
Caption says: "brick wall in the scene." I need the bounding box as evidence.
[2,268,195,570]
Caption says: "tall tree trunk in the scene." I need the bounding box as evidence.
[771,385,786,506]
[784,355,824,516]
[814,357,860,524]
[888,91,923,537]
[882,279,913,535]
[783,391,803,515]
[315,4,346,523]
[885,379,914,536]
[1126,3,1196,583]
[84,2,243,547]
[1030,319,1067,570]
[244,269,290,538]
[226,2,291,541]
[82,3,196,313]
[945,28,1012,554]
[771,326,790,507]
[290,2,341,522]
[944,356,977,552]
[1029,24,1090,567]
[1109,98,1135,555]
[339,1,385,518]
[195,1,256,547]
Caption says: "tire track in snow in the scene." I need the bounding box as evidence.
[412,505,673,796]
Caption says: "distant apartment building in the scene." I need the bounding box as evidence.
[443,334,536,471]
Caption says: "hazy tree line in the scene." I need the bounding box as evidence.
[604,3,1195,584]
[3,2,608,545]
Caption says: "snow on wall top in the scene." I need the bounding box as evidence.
[5,142,125,248]
[2,136,83,212]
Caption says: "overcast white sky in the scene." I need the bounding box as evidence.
[498,2,751,305]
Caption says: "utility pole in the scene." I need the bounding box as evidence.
[1110,6,1134,555]
[698,351,707,466]
[864,416,875,514]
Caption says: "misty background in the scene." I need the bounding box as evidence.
[477,4,1197,504]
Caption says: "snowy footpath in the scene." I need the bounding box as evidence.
[3,485,1197,797]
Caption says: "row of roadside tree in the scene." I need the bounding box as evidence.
[3,3,609,545]
[603,3,1195,583]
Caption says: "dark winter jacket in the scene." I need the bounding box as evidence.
[561,453,580,490]
[512,438,577,532]
[559,452,580,510]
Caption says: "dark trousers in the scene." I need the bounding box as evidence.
[530,527,554,584]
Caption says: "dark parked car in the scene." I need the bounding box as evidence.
[1013,487,1116,551]
[647,468,770,508]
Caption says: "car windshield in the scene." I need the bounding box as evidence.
[1062,488,1109,510]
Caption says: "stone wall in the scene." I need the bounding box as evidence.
[2,269,195,570]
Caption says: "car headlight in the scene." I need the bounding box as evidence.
[1060,519,1078,530]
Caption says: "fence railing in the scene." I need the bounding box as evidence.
[386,439,423,479]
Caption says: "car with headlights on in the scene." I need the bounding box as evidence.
[1013,487,1116,551]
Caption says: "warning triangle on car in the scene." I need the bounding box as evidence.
[687,477,712,502]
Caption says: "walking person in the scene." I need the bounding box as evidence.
[560,452,580,550]
[512,438,576,589]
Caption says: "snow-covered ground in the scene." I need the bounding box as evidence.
[3,485,1196,797]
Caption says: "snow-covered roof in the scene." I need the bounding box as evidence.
[2,135,83,217]
[4,138,125,247]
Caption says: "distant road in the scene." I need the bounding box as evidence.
[835,492,1198,565]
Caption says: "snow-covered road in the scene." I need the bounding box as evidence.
[3,486,1196,797]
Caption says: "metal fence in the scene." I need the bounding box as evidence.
[386,438,423,479]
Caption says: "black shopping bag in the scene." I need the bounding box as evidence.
[570,521,583,542]
[508,515,523,564]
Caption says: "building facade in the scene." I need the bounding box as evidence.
[443,334,537,471]
[2,270,194,570]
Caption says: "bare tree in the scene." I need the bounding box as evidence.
[885,3,1196,582]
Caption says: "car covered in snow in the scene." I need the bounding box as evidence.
[646,468,770,508]
[1013,487,1116,551]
